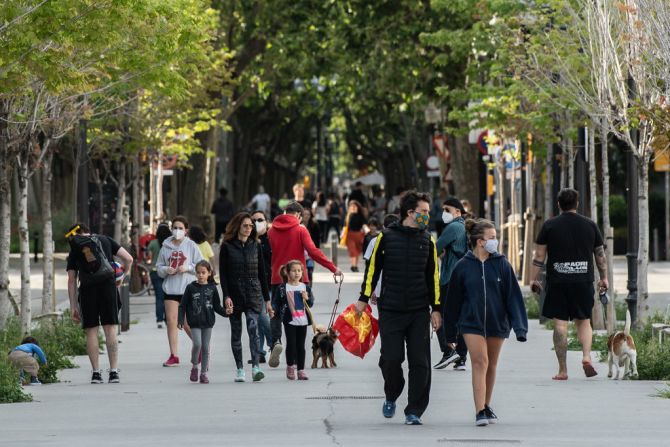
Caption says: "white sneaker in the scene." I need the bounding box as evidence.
[234,368,246,382]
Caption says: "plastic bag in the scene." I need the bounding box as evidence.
[332,303,379,358]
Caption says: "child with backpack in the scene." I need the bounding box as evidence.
[272,260,315,380]
[178,260,228,384]
[8,336,47,385]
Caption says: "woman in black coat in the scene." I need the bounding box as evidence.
[219,212,272,383]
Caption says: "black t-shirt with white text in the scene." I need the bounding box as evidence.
[536,212,604,284]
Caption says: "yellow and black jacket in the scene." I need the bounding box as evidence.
[359,222,440,313]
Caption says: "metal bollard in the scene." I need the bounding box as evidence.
[331,241,338,267]
[33,232,39,263]
[120,276,130,332]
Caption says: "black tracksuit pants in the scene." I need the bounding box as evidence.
[378,308,431,417]
[437,283,468,359]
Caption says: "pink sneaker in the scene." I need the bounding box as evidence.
[190,367,198,382]
[199,373,209,384]
[286,365,296,380]
[163,354,180,367]
[297,370,309,380]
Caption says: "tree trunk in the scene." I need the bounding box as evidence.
[567,136,574,189]
[181,151,208,225]
[0,161,12,327]
[16,155,31,333]
[42,149,54,314]
[451,134,481,217]
[636,154,650,324]
[132,156,143,251]
[588,124,604,330]
[544,142,553,220]
[601,119,615,332]
[114,162,127,243]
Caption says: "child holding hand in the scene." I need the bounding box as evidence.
[178,260,227,384]
[272,260,314,380]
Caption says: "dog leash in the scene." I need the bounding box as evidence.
[327,274,343,330]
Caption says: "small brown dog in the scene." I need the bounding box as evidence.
[607,309,638,380]
[311,325,338,369]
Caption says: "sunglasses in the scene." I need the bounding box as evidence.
[241,224,254,229]
[253,218,265,223]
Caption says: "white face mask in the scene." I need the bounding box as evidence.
[442,211,454,224]
[172,229,185,240]
[255,221,267,234]
[483,239,499,254]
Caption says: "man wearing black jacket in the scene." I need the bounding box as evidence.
[355,191,441,426]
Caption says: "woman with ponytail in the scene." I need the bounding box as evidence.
[445,218,527,427]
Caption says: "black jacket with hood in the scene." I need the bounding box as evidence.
[178,281,227,328]
[445,251,528,342]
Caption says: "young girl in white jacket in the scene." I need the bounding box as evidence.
[156,216,204,367]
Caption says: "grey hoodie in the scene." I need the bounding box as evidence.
[156,236,204,295]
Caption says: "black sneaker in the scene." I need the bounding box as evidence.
[476,409,489,427]
[108,369,120,384]
[91,371,104,384]
[453,359,467,371]
[484,405,497,424]
[434,351,460,369]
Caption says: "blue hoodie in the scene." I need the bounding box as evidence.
[445,251,527,341]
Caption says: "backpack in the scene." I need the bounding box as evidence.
[70,235,115,287]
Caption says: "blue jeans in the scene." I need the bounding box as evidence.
[230,311,260,369]
[258,303,271,355]
[150,271,165,323]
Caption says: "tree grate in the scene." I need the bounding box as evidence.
[305,395,385,400]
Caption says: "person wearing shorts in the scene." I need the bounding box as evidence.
[156,216,204,367]
[66,223,133,384]
[529,188,609,380]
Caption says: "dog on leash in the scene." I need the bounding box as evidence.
[607,309,638,380]
[311,325,338,369]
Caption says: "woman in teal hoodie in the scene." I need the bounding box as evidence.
[445,218,527,427]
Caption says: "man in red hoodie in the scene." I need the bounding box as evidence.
[267,201,342,367]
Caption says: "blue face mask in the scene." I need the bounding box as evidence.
[415,211,430,229]
[483,239,499,254]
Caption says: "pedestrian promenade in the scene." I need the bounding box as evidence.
[1,268,668,446]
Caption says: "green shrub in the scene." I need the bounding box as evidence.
[0,311,88,391]
[524,294,540,319]
[655,384,670,399]
[0,319,32,403]
[0,357,32,403]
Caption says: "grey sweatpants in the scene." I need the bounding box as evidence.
[191,328,213,372]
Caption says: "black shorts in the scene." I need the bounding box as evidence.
[542,282,594,321]
[79,279,120,329]
[164,294,183,302]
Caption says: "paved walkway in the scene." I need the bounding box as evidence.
[1,268,668,446]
